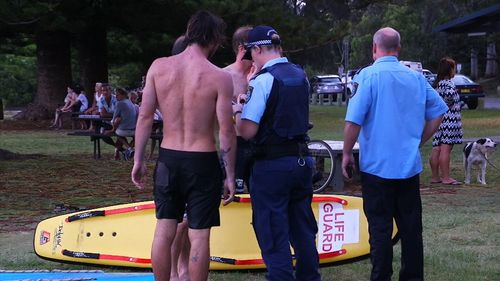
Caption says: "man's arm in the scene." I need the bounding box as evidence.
[420,115,444,146]
[216,71,237,205]
[234,116,259,140]
[342,121,361,179]
[100,105,113,118]
[131,64,158,189]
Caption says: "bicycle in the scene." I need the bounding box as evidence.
[307,139,335,193]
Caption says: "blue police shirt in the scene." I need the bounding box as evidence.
[241,57,289,124]
[346,56,448,179]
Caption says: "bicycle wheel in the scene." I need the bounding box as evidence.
[307,139,335,193]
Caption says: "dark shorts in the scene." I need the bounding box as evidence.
[235,136,254,190]
[153,148,223,229]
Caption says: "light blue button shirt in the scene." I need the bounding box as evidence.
[346,56,448,179]
[98,95,118,114]
[241,57,289,124]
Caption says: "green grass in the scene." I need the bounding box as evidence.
[1,106,500,280]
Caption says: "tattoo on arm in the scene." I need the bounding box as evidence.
[219,147,231,168]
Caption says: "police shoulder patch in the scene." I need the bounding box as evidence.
[246,85,254,103]
[347,82,358,98]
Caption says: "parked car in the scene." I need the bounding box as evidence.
[422,69,437,85]
[310,75,346,102]
[340,69,358,84]
[451,74,485,110]
[400,60,423,72]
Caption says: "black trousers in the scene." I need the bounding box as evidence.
[361,172,423,281]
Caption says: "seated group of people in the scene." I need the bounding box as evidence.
[50,84,89,129]
[53,82,149,160]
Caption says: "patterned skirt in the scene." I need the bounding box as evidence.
[432,111,463,146]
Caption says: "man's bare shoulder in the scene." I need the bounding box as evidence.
[206,62,232,81]
[148,57,177,74]
[216,66,233,82]
[223,62,236,72]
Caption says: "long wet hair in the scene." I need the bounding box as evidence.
[185,10,226,48]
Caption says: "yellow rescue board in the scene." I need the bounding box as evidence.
[34,195,398,270]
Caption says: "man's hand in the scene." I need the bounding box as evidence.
[237,93,248,105]
[222,178,235,206]
[131,161,147,190]
[232,103,243,114]
[342,152,356,180]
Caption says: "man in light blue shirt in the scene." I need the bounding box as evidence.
[342,27,448,281]
[98,84,117,118]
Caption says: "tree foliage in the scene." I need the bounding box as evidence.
[0,0,498,110]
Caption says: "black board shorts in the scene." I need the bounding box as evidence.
[153,148,223,229]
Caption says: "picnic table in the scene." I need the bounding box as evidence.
[68,115,113,159]
[68,115,162,159]
[308,140,359,192]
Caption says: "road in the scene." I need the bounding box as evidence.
[483,97,500,109]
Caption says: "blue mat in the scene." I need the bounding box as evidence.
[0,270,153,281]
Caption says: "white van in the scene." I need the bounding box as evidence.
[400,60,423,73]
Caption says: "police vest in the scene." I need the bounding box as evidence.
[251,62,310,158]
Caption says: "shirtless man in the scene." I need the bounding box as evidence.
[224,26,254,193]
[131,10,236,281]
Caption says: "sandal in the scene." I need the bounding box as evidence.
[442,180,461,185]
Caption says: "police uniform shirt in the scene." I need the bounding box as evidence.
[241,57,289,124]
[346,56,448,179]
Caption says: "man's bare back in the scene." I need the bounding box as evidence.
[145,46,234,152]
[132,11,236,281]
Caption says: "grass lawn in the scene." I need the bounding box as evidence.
[0,105,499,280]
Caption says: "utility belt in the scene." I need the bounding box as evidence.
[251,140,310,160]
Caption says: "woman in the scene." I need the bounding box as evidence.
[429,57,463,185]
[50,86,78,129]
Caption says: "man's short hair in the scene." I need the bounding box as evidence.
[115,87,129,98]
[185,10,226,48]
[231,26,252,54]
[373,27,401,52]
[100,83,111,91]
[172,35,188,55]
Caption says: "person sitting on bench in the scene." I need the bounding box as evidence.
[105,87,137,160]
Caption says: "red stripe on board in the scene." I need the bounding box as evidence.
[312,196,348,205]
[235,196,347,205]
[214,249,347,266]
[104,203,156,216]
[99,254,151,264]
[234,258,265,265]
[235,197,252,203]
[319,249,347,259]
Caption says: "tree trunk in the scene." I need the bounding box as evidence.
[25,30,72,120]
[485,42,497,77]
[76,27,108,100]
[471,48,478,80]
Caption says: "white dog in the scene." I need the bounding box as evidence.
[463,138,497,184]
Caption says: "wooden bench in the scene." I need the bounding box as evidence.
[68,131,162,159]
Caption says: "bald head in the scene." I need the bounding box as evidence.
[172,35,187,55]
[373,27,401,58]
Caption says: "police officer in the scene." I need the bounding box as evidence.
[233,25,321,281]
